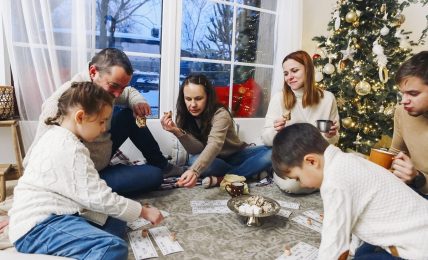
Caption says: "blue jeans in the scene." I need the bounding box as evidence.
[354,243,403,260]
[14,214,128,260]
[99,107,164,196]
[189,145,272,178]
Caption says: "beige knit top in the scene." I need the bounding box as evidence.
[391,104,428,194]
[177,107,247,174]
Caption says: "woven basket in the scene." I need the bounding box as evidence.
[0,86,15,120]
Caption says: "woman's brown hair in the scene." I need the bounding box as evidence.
[282,50,323,110]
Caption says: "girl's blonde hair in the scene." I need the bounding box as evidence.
[45,81,114,125]
[282,50,323,110]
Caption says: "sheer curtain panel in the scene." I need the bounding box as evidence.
[0,0,94,120]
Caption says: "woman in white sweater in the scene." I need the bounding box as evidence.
[262,50,339,194]
[8,82,163,260]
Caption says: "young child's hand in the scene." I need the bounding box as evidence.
[176,169,198,188]
[140,206,164,226]
[0,218,9,234]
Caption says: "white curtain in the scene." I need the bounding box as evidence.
[271,0,303,96]
[0,0,95,120]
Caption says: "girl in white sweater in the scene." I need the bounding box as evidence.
[8,82,163,260]
[262,50,339,194]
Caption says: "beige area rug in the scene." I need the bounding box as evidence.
[0,180,323,260]
[127,183,322,260]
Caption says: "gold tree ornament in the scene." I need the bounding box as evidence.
[355,81,371,96]
[345,11,358,23]
[384,104,395,117]
[341,117,354,129]
[336,96,346,108]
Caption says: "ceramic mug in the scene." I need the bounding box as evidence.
[316,120,333,133]
[225,182,245,197]
[368,148,396,169]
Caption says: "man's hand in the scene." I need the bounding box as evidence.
[133,102,151,117]
[392,152,418,183]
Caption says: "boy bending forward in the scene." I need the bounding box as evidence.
[272,123,428,259]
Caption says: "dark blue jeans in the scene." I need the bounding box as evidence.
[15,214,128,260]
[354,243,404,260]
[99,107,164,196]
[189,145,272,178]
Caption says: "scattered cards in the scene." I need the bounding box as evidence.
[277,200,300,210]
[276,242,318,260]
[302,210,323,223]
[277,208,293,218]
[291,215,322,233]
[191,200,231,214]
[128,230,158,259]
[149,226,184,255]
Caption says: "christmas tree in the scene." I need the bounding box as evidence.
[312,0,428,154]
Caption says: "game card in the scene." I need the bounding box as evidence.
[277,208,293,218]
[276,242,318,260]
[128,230,158,259]
[291,215,322,233]
[149,226,184,255]
[302,210,323,223]
[277,200,300,209]
[191,200,231,214]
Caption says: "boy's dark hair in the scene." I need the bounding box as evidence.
[89,48,133,76]
[176,73,225,144]
[45,81,114,125]
[395,51,428,85]
[272,123,329,174]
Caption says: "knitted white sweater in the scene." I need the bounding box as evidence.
[261,88,339,146]
[8,126,142,243]
[319,145,428,259]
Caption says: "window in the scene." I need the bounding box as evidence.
[97,0,277,118]
[96,0,162,118]
[180,0,277,118]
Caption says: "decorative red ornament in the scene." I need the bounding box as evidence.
[214,77,262,117]
[312,53,321,60]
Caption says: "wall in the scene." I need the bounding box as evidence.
[302,0,428,55]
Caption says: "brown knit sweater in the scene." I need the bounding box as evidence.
[391,105,428,194]
[177,107,247,174]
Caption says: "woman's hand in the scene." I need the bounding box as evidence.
[160,113,177,132]
[391,152,418,183]
[323,120,338,138]
[176,169,198,188]
[140,206,164,226]
[273,117,287,132]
